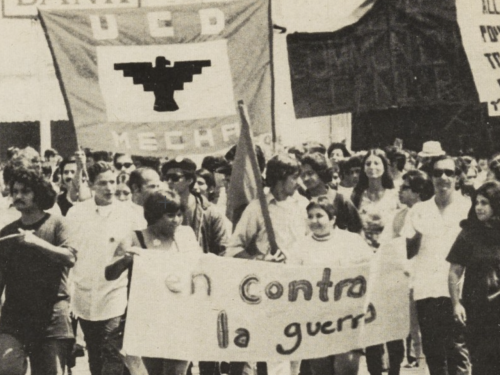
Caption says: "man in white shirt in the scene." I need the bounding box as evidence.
[405,156,470,375]
[67,161,144,375]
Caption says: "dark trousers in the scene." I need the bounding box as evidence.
[79,316,127,375]
[466,323,500,375]
[143,358,189,375]
[365,340,405,375]
[0,333,72,375]
[416,297,470,375]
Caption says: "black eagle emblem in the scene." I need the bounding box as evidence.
[114,56,211,112]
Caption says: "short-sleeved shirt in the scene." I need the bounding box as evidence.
[0,214,76,345]
[447,223,500,315]
[403,194,470,300]
[66,199,145,321]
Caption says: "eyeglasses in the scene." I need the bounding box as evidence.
[115,162,133,170]
[432,169,455,178]
[164,173,184,183]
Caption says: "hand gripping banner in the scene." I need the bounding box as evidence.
[39,0,271,156]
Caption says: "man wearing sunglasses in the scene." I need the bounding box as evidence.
[161,157,228,256]
[113,153,136,174]
[404,155,471,375]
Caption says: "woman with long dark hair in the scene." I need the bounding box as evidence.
[351,149,403,375]
[448,181,500,375]
[351,149,399,249]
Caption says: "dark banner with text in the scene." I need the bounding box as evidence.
[39,0,271,156]
[287,0,479,118]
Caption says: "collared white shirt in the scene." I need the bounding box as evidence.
[226,192,308,256]
[403,193,470,300]
[66,199,146,321]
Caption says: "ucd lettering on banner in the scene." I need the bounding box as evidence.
[39,0,271,156]
[456,0,500,116]
[123,245,409,361]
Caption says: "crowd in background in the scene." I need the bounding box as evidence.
[0,139,499,375]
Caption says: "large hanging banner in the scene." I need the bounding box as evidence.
[456,0,500,116]
[287,0,479,119]
[39,0,271,156]
[123,241,409,361]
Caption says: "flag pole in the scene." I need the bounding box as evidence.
[237,100,279,256]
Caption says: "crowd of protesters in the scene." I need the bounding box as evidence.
[0,139,498,375]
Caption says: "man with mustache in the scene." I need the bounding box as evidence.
[57,157,77,216]
[0,168,77,375]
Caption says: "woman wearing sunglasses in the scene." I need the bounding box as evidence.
[448,181,500,375]
[113,153,136,174]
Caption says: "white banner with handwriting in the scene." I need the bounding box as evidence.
[456,0,500,116]
[123,241,409,361]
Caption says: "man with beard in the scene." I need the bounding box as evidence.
[405,156,471,375]
[57,157,77,216]
[0,168,77,374]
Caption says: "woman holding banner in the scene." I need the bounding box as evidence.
[106,189,202,375]
[287,199,372,375]
[448,181,500,375]
[351,149,404,375]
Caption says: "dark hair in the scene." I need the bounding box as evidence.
[306,200,336,221]
[41,162,52,180]
[195,168,215,189]
[59,157,76,176]
[3,156,39,186]
[327,143,351,159]
[201,156,227,174]
[402,170,434,201]
[92,151,112,163]
[128,167,155,190]
[117,171,129,185]
[265,154,301,188]
[131,155,160,172]
[429,155,461,176]
[143,190,184,226]
[195,169,216,201]
[352,149,394,209]
[161,158,197,189]
[113,153,135,169]
[470,181,500,226]
[301,152,332,183]
[87,161,114,184]
[347,155,363,169]
[9,168,56,210]
[44,149,58,159]
[303,141,326,155]
[384,146,406,172]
